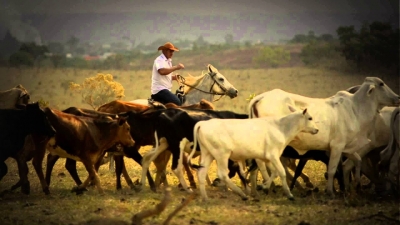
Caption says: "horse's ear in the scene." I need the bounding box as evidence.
[208,64,218,73]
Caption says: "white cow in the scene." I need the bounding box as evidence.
[186,105,319,201]
[340,106,396,189]
[378,107,399,191]
[247,77,400,195]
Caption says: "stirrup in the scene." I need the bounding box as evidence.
[147,98,155,104]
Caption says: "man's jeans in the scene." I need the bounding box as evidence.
[151,89,182,106]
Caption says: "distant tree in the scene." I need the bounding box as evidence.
[66,35,80,54]
[224,33,234,46]
[300,41,339,66]
[253,46,291,68]
[195,35,208,47]
[290,34,308,43]
[9,51,34,67]
[319,34,334,42]
[244,40,252,48]
[47,42,65,54]
[18,42,49,61]
[50,54,66,68]
[336,21,398,71]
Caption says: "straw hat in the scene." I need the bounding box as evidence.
[157,42,179,51]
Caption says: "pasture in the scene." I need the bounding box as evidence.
[0,66,399,225]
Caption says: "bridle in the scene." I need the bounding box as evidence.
[175,72,228,102]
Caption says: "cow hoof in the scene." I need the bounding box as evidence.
[263,189,269,195]
[43,188,50,195]
[134,184,142,192]
[150,186,157,193]
[21,182,30,195]
[132,185,142,193]
[71,186,87,195]
[288,196,295,201]
[313,187,319,193]
[325,190,336,198]
[305,182,314,189]
[241,196,249,201]
[212,178,223,187]
[256,185,264,191]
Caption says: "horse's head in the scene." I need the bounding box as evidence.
[207,64,238,99]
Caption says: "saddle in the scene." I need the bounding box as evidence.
[147,88,186,106]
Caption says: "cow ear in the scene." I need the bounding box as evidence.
[367,84,375,95]
[287,104,297,113]
[118,116,127,126]
[303,108,307,115]
[15,104,26,109]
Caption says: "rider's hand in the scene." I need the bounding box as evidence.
[176,63,185,70]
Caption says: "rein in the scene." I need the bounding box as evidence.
[176,73,227,102]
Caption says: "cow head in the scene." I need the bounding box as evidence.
[15,84,30,105]
[114,116,135,147]
[288,104,319,135]
[26,102,56,137]
[362,77,400,108]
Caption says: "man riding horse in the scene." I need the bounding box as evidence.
[150,42,185,106]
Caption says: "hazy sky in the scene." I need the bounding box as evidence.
[4,0,398,15]
[0,0,397,45]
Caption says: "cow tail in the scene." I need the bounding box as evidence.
[379,107,399,170]
[248,95,263,119]
[187,122,202,170]
[154,130,159,151]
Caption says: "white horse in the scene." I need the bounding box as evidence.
[130,64,238,106]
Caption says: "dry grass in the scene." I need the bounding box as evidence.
[0,66,399,225]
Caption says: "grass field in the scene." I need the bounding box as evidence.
[0,66,399,225]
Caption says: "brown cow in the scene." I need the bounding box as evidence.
[32,108,135,195]
[97,99,215,191]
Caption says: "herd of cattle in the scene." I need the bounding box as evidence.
[0,76,399,202]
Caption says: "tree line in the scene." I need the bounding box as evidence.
[0,20,397,73]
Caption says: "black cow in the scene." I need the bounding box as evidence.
[0,102,56,194]
[139,108,249,192]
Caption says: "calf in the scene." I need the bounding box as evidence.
[0,102,56,194]
[187,105,319,200]
[33,108,134,194]
[140,107,249,192]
